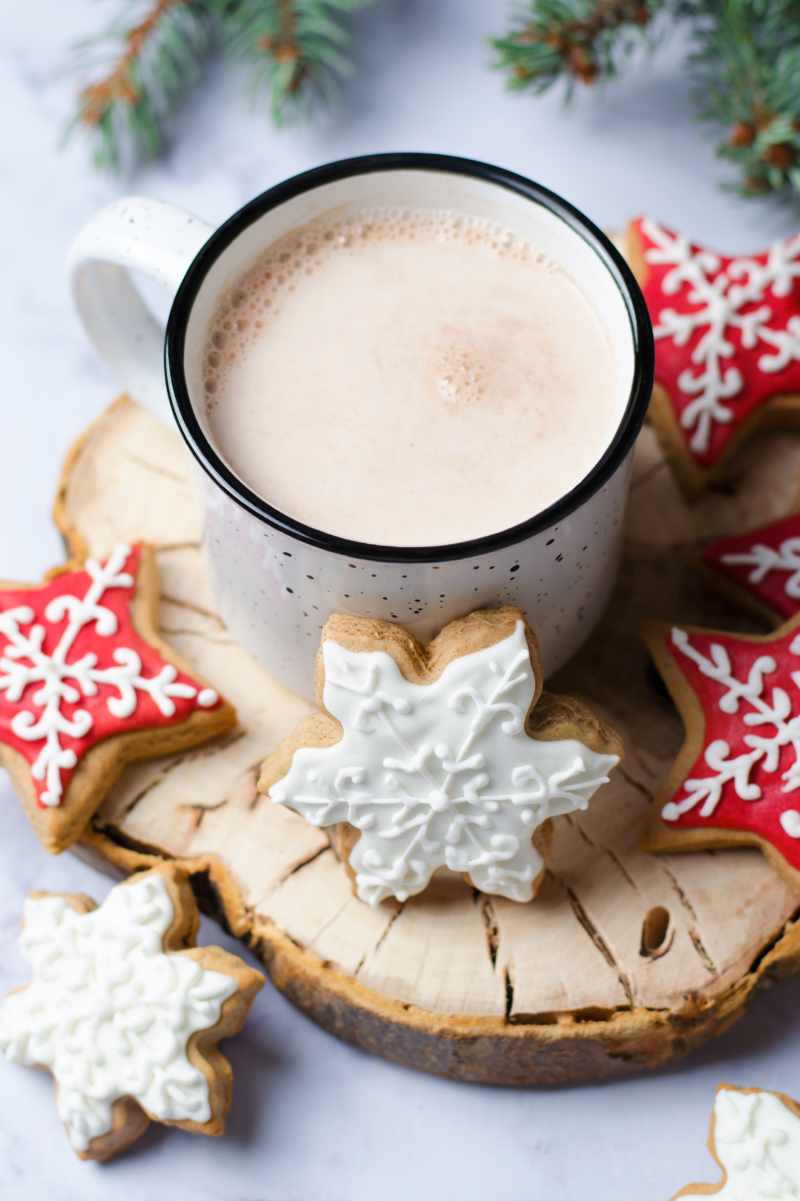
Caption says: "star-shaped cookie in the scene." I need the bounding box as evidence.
[704,512,800,624]
[643,613,800,885]
[0,865,263,1161]
[0,543,235,851]
[671,1086,800,1200]
[626,216,800,497]
[259,607,621,906]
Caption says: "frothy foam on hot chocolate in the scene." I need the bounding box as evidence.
[203,207,621,546]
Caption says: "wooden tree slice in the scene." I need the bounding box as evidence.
[52,395,800,1086]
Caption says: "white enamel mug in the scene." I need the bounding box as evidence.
[68,154,653,696]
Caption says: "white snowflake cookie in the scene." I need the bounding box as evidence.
[0,543,235,851]
[0,866,263,1161]
[259,607,621,906]
[671,1085,800,1200]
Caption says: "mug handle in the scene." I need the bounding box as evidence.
[67,197,214,418]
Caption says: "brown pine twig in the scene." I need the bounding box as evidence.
[512,0,654,85]
[80,0,184,126]
[256,0,306,93]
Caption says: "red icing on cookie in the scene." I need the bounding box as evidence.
[662,622,800,868]
[634,216,800,469]
[704,514,800,621]
[0,544,220,809]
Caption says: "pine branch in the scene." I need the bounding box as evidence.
[69,0,800,205]
[492,0,665,94]
[72,0,376,168]
[493,0,800,203]
[75,0,211,170]
[210,0,375,122]
[686,0,800,200]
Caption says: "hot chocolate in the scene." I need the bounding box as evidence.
[203,207,620,547]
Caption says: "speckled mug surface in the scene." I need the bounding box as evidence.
[69,154,653,696]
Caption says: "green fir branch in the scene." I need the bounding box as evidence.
[493,0,800,204]
[211,0,375,122]
[75,0,211,170]
[685,0,800,199]
[492,0,666,94]
[71,0,800,202]
[73,0,375,168]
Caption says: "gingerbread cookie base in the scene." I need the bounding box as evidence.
[51,396,800,1087]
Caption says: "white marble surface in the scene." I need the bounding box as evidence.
[2,2,800,1197]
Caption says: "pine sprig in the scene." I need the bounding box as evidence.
[212,0,373,122]
[686,0,800,198]
[73,0,375,168]
[493,0,800,204]
[492,0,664,93]
[70,0,800,203]
[76,1,211,169]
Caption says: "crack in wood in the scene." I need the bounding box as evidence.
[307,892,359,953]
[565,814,595,850]
[707,477,739,498]
[617,765,656,805]
[282,842,331,883]
[243,756,327,815]
[91,822,172,863]
[241,766,261,810]
[630,458,668,490]
[606,848,639,891]
[160,593,226,627]
[117,728,248,818]
[478,894,499,969]
[504,965,515,1020]
[557,876,634,1006]
[250,843,338,922]
[659,864,700,922]
[564,816,639,892]
[747,902,800,978]
[123,453,188,484]
[159,627,235,646]
[256,843,334,912]
[117,761,185,819]
[179,798,228,832]
[659,863,718,977]
[190,727,248,758]
[354,901,405,976]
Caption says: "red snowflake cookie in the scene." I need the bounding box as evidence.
[643,614,800,885]
[0,544,235,851]
[628,216,800,496]
[704,513,800,623]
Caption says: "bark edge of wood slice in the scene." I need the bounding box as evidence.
[53,395,800,1087]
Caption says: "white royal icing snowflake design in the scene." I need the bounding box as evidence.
[664,628,800,824]
[269,621,618,905]
[721,537,800,603]
[679,1089,800,1201]
[642,218,800,455]
[0,873,237,1153]
[0,544,218,806]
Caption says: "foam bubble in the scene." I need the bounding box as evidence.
[202,206,541,408]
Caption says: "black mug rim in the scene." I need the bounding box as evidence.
[165,152,654,565]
